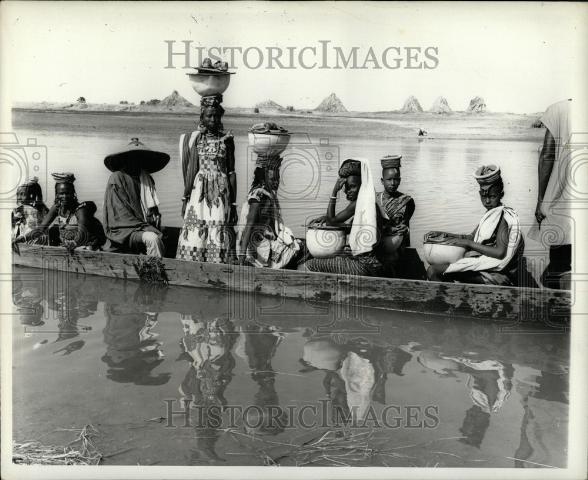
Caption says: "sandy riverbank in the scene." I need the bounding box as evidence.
[12,102,545,142]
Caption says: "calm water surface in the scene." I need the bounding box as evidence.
[12,267,569,467]
[12,111,547,262]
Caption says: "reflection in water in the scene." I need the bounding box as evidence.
[513,367,568,468]
[12,273,44,327]
[178,315,236,464]
[301,332,414,423]
[101,284,169,385]
[236,324,288,436]
[47,276,98,347]
[11,268,570,467]
[400,342,514,448]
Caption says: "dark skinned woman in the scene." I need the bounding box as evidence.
[177,95,237,263]
[303,158,382,276]
[16,173,106,250]
[425,165,523,285]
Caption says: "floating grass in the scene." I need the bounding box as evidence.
[133,256,169,285]
[13,424,102,465]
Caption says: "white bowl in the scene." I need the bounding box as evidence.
[423,243,466,265]
[187,73,231,97]
[306,226,346,258]
[248,132,291,156]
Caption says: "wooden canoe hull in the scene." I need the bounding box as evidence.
[12,245,570,326]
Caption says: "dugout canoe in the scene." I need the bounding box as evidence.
[12,244,570,326]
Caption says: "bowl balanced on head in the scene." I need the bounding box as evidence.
[186,57,235,97]
[248,122,291,157]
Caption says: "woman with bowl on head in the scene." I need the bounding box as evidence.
[303,158,382,276]
[237,128,303,269]
[425,165,523,285]
[176,94,237,264]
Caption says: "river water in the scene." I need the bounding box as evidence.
[12,266,569,467]
[10,111,568,468]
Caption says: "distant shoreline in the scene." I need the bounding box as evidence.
[12,105,546,142]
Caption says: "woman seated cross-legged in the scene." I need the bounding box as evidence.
[425,165,524,286]
[237,152,304,268]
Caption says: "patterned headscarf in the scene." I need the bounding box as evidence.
[199,95,225,132]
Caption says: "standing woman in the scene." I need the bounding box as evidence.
[176,95,237,263]
[17,173,106,250]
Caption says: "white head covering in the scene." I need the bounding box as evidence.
[348,158,378,256]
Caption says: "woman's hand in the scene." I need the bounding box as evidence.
[535,200,546,225]
[228,204,238,225]
[443,236,471,248]
[308,216,326,227]
[333,177,346,193]
[424,231,446,243]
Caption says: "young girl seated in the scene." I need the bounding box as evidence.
[11,177,49,244]
[237,152,303,268]
[425,165,523,285]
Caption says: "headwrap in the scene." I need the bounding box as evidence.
[474,164,501,186]
[338,159,361,178]
[200,95,224,112]
[19,176,40,189]
[51,172,76,184]
[380,155,402,169]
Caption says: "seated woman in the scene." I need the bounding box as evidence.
[16,173,106,250]
[302,158,382,276]
[11,177,49,244]
[237,153,302,268]
[375,155,415,275]
[425,165,523,285]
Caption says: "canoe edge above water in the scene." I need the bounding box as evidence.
[12,245,570,327]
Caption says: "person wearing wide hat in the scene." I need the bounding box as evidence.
[103,137,170,257]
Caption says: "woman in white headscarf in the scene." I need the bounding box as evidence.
[303,158,382,276]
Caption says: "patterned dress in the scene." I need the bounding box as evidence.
[176,133,232,263]
[237,186,302,269]
[376,191,413,246]
[11,204,48,243]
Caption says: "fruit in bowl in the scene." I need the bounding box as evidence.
[423,243,466,265]
[306,225,347,258]
[187,72,232,97]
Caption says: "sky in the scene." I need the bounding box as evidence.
[1,1,587,113]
